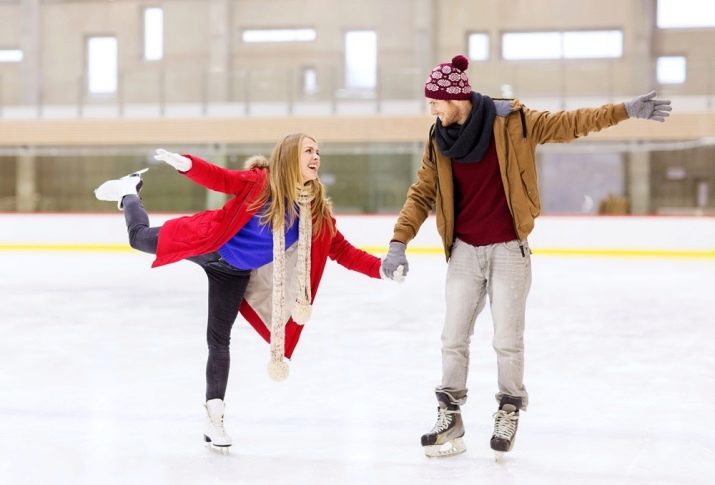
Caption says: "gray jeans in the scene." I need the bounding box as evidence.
[436,238,531,409]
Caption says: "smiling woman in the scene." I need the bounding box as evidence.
[91,132,403,451]
[299,137,320,183]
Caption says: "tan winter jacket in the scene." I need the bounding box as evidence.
[392,98,630,260]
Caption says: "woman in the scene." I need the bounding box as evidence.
[94,133,403,449]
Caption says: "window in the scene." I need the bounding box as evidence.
[143,7,163,61]
[302,67,317,95]
[503,32,561,60]
[563,31,622,59]
[657,0,715,28]
[242,29,316,43]
[87,36,118,94]
[657,56,686,84]
[345,30,377,91]
[502,30,623,60]
[0,49,23,62]
[467,33,489,61]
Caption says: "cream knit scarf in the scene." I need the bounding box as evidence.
[268,184,314,381]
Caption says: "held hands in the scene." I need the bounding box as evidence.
[380,264,406,283]
[154,148,192,172]
[380,241,409,283]
[624,91,672,122]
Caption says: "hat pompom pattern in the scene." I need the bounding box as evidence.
[424,54,472,101]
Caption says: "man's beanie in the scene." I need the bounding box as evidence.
[424,54,472,100]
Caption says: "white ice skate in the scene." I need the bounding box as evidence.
[93,168,148,210]
[204,398,232,452]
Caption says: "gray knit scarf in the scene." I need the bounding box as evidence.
[434,91,496,163]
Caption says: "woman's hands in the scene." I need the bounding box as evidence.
[154,148,192,172]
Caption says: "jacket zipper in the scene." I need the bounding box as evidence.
[503,110,526,258]
[429,125,450,261]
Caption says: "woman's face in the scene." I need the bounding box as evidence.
[299,137,320,183]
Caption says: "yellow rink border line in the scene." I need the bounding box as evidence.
[0,243,134,252]
[1,243,715,259]
[362,246,715,259]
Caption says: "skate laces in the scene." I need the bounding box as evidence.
[431,406,459,433]
[212,415,225,431]
[208,411,226,434]
[492,408,518,439]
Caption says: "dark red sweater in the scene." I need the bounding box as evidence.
[451,136,517,246]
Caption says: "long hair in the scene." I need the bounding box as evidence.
[248,133,335,236]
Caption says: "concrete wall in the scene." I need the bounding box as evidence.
[433,0,651,96]
[0,2,23,104]
[1,0,714,107]
[1,1,714,215]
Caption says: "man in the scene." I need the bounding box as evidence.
[381,54,671,458]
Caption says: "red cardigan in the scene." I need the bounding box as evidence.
[153,155,382,357]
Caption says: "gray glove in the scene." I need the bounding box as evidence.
[381,241,409,281]
[624,91,672,122]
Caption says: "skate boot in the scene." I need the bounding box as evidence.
[94,168,148,210]
[204,398,232,451]
[491,395,521,461]
[421,391,466,457]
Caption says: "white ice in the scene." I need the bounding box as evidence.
[1,246,713,484]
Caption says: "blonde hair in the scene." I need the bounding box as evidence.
[248,133,335,236]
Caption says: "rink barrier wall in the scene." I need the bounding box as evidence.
[1,213,714,259]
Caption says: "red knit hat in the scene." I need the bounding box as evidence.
[424,54,472,100]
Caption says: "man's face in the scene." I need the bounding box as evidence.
[299,137,320,183]
[427,98,461,126]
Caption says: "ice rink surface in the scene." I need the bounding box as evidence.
[1,249,713,485]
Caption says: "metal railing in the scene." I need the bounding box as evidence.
[0,59,714,118]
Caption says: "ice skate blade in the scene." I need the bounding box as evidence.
[423,437,466,457]
[206,444,230,455]
[123,168,149,178]
[204,435,231,454]
[492,440,515,462]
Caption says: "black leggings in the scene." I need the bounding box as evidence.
[124,195,250,401]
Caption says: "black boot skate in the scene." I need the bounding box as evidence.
[491,395,521,461]
[421,391,466,457]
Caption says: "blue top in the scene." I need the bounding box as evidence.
[218,212,299,270]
